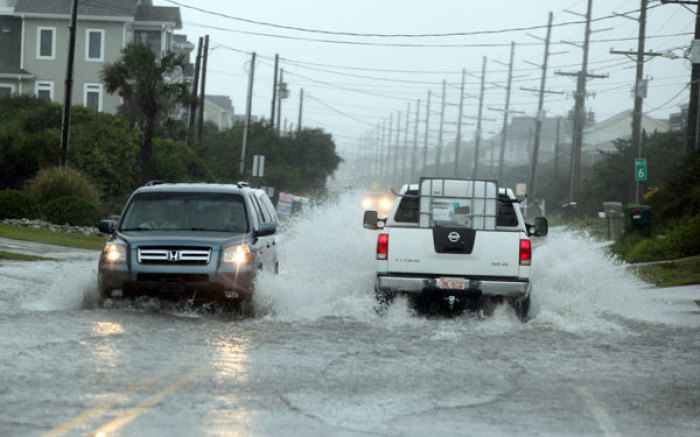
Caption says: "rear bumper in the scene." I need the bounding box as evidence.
[377,275,530,298]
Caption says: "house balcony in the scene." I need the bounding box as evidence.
[0,0,17,14]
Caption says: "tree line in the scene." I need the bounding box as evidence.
[0,44,342,212]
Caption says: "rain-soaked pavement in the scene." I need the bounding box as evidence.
[1,192,699,436]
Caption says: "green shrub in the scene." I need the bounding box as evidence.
[43,196,100,227]
[25,166,100,205]
[0,190,40,219]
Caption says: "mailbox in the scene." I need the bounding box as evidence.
[602,201,623,240]
[602,202,623,218]
[627,205,652,237]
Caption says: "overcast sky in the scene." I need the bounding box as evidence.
[159,0,694,156]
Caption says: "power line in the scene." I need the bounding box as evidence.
[167,0,663,39]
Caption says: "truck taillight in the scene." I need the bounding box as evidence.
[519,239,531,266]
[377,233,389,260]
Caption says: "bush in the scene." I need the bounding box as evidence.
[43,196,100,227]
[0,189,40,219]
[25,166,100,205]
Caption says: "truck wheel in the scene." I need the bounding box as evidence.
[374,290,394,315]
[509,295,530,321]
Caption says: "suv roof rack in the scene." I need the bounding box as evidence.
[144,180,165,186]
[237,181,250,188]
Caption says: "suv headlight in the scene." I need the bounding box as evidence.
[103,240,127,263]
[223,244,252,265]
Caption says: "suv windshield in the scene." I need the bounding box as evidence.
[120,192,248,233]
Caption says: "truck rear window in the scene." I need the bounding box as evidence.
[394,190,419,223]
[496,194,518,227]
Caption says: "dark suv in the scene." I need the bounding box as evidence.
[97,182,278,304]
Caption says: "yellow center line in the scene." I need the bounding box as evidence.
[43,365,182,437]
[92,364,207,437]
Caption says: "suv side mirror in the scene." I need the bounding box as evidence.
[98,220,115,234]
[363,210,385,230]
[257,222,276,237]
[533,217,548,237]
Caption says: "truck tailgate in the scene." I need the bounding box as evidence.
[385,228,521,278]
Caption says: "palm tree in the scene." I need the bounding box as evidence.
[102,43,194,184]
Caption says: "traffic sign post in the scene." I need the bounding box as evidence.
[635,158,647,181]
[634,158,647,204]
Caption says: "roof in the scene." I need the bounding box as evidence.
[14,0,140,18]
[584,110,668,134]
[134,5,182,28]
[205,95,234,113]
[135,183,251,195]
[0,15,32,77]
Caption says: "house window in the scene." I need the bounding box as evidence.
[37,27,55,59]
[35,81,54,101]
[84,83,102,112]
[0,85,12,98]
[86,29,104,61]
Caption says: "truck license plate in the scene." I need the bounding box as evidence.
[436,277,466,290]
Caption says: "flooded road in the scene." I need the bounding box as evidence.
[1,193,698,436]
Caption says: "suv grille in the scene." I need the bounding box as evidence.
[138,247,211,265]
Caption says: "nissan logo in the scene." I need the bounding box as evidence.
[448,232,461,243]
[168,250,180,262]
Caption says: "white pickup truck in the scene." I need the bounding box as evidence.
[363,178,548,319]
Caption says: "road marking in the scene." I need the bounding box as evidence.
[43,365,181,437]
[92,364,207,436]
[578,387,621,437]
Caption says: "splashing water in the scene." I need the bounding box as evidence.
[5,189,688,333]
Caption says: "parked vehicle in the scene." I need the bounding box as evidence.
[97,182,279,306]
[363,178,548,319]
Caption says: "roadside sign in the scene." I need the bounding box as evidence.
[516,183,526,196]
[252,155,265,177]
[635,158,647,181]
[276,192,294,217]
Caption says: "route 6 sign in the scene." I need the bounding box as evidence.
[635,158,647,181]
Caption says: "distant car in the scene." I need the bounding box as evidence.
[361,191,394,216]
[97,182,279,306]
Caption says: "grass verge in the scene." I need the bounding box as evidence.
[628,256,700,287]
[0,250,58,261]
[0,224,106,251]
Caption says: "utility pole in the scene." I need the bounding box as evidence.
[610,0,657,203]
[490,42,520,184]
[401,104,410,183]
[423,90,431,175]
[411,99,421,180]
[393,111,400,186]
[454,69,466,178]
[197,35,209,145]
[382,114,395,185]
[276,68,285,133]
[239,51,256,175]
[660,0,699,156]
[557,0,608,205]
[186,37,203,146]
[386,115,393,184]
[473,57,487,179]
[554,117,562,179]
[297,88,303,135]
[523,12,562,206]
[60,0,78,166]
[270,54,279,128]
[436,79,446,174]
